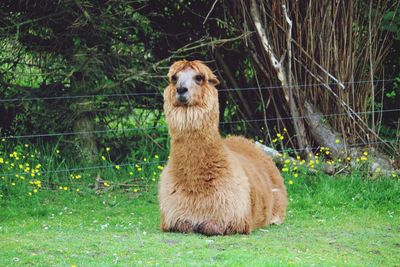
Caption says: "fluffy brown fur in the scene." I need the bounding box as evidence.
[159,60,287,235]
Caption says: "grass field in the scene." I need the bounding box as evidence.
[1,172,399,266]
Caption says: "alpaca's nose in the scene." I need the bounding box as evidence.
[177,87,188,95]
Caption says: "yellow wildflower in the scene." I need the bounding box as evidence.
[115,165,120,170]
[154,154,159,159]
[363,151,368,156]
[101,156,106,161]
[335,139,340,144]
[106,147,111,152]
[288,180,294,185]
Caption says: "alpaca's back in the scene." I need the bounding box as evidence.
[224,136,287,226]
[223,136,285,190]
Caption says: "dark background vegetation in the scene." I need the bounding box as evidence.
[0,0,399,166]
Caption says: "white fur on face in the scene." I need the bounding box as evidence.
[175,69,199,103]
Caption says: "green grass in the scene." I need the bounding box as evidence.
[1,174,399,266]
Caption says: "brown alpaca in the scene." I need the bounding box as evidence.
[158,60,287,235]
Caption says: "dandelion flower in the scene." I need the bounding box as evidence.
[157,165,164,170]
[288,180,294,185]
[282,168,289,172]
[104,182,110,187]
[24,144,29,147]
[63,186,68,191]
[101,156,106,161]
[294,173,298,178]
[154,154,159,159]
[0,158,3,164]
[33,189,38,193]
[360,156,367,161]
[335,139,340,144]
[106,147,111,152]
[115,165,120,170]
[133,188,139,192]
[11,182,16,186]
[76,188,80,192]
[363,151,368,156]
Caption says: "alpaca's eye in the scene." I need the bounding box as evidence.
[195,75,204,83]
[171,75,177,83]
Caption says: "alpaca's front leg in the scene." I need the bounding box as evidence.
[161,216,195,233]
[196,220,225,236]
[196,219,250,236]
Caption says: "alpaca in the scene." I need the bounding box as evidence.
[158,60,287,235]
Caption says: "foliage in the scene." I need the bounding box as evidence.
[0,1,164,146]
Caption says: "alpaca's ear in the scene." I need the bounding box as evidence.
[208,74,220,86]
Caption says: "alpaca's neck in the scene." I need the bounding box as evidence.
[168,127,228,181]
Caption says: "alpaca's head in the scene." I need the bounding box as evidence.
[164,60,220,131]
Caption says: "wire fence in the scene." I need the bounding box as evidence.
[0,78,396,103]
[1,108,399,140]
[1,78,399,180]
[1,139,398,178]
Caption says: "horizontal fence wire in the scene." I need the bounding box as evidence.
[0,78,398,180]
[0,78,396,103]
[1,139,398,178]
[1,108,399,140]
